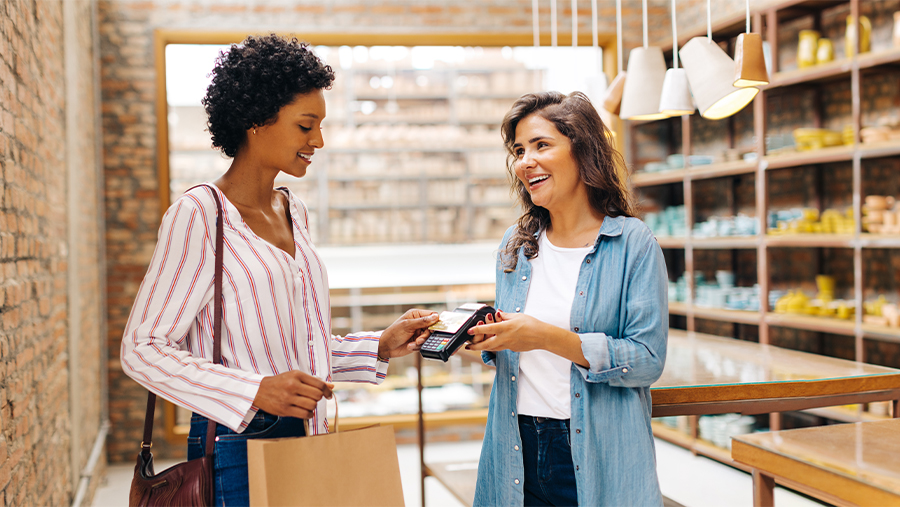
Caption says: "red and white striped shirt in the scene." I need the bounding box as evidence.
[121,184,388,434]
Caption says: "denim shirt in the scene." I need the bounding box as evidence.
[473,215,668,507]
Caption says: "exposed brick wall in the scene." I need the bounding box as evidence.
[0,0,104,504]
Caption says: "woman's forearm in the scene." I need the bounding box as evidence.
[539,322,590,368]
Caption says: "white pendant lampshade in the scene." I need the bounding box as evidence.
[620,46,669,121]
[658,68,694,116]
[680,37,758,120]
[658,0,693,117]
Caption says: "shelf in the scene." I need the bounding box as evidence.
[650,422,750,472]
[860,323,900,344]
[355,94,450,101]
[693,307,761,325]
[762,145,854,170]
[856,46,900,71]
[329,174,463,182]
[801,406,892,424]
[692,236,759,249]
[858,140,900,160]
[859,234,900,248]
[668,301,689,316]
[326,146,498,154]
[688,159,758,181]
[765,58,852,90]
[765,312,856,336]
[330,203,425,210]
[765,234,854,248]
[630,169,686,187]
[656,236,686,249]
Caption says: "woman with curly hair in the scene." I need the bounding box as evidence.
[120,34,438,505]
[468,91,668,506]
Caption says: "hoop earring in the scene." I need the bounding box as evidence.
[253,127,258,135]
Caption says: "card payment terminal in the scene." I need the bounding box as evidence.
[419,303,496,362]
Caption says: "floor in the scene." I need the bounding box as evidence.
[91,438,823,507]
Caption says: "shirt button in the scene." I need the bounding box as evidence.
[576,465,580,471]
[515,307,521,312]
[511,376,516,381]
[579,291,584,296]
[514,479,520,485]
[522,276,527,281]
[514,445,520,451]
[575,393,580,398]
[576,429,582,434]
[512,412,515,416]
[574,327,579,332]
[586,258,591,263]
[623,368,628,373]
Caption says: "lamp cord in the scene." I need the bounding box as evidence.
[643,0,649,48]
[551,0,558,47]
[616,0,623,73]
[672,0,678,68]
[746,0,751,34]
[572,0,577,47]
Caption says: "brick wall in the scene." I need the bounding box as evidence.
[0,0,104,505]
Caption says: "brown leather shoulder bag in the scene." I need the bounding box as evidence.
[129,185,225,507]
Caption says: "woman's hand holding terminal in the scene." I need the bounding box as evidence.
[467,310,589,367]
[378,309,440,359]
[253,371,334,420]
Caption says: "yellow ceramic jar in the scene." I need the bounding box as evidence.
[798,30,820,68]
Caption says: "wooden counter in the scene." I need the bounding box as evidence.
[732,419,900,507]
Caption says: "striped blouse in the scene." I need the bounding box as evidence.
[120,184,387,435]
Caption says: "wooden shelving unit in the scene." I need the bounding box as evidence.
[628,0,900,464]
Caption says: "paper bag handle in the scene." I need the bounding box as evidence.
[303,395,339,436]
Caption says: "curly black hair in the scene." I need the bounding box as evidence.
[202,34,335,157]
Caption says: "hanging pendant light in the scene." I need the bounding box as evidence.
[602,0,626,115]
[679,0,758,120]
[734,0,769,87]
[658,0,694,117]
[620,0,668,120]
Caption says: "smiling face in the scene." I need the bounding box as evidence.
[249,88,326,178]
[512,113,586,213]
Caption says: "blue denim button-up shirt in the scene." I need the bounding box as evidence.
[474,215,668,507]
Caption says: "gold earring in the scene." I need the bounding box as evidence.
[253,127,257,135]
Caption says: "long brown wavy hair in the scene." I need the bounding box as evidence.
[500,91,635,272]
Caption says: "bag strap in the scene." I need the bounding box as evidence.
[140,184,224,460]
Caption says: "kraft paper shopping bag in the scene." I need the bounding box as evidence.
[247,424,405,507]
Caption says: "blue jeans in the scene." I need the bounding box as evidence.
[518,415,578,507]
[188,411,306,506]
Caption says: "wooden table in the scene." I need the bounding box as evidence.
[417,330,900,506]
[652,330,900,418]
[732,419,900,507]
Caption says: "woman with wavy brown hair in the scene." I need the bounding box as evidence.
[468,91,668,506]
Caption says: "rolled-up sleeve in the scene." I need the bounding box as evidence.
[575,236,668,387]
[330,332,389,383]
[120,199,264,432]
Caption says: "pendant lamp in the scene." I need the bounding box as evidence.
[658,0,694,117]
[679,0,758,120]
[620,0,668,120]
[733,0,769,87]
[602,0,626,115]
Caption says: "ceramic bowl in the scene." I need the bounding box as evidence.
[866,195,889,210]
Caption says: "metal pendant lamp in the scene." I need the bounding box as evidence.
[602,0,626,116]
[679,0,758,120]
[733,0,769,87]
[658,0,694,117]
[619,0,668,121]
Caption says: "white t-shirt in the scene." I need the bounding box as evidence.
[516,232,591,420]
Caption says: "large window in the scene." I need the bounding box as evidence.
[166,43,607,245]
[158,33,611,436]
